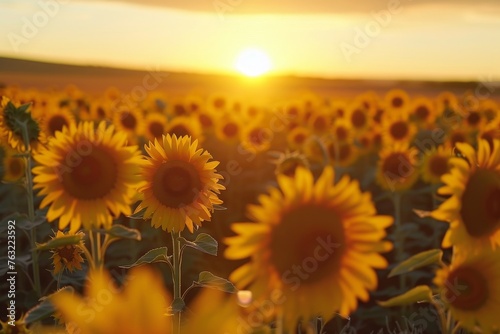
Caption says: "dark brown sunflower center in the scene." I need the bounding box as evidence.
[428,155,448,178]
[373,109,384,123]
[222,122,238,138]
[466,112,481,126]
[120,112,137,130]
[444,266,488,311]
[48,115,68,135]
[270,205,345,287]
[294,133,306,144]
[382,153,410,178]
[62,146,117,200]
[389,121,409,140]
[9,158,23,177]
[97,107,106,118]
[169,125,190,137]
[415,106,430,120]
[174,104,187,116]
[335,127,348,141]
[149,122,164,138]
[351,110,366,128]
[460,169,500,237]
[152,161,202,208]
[249,128,268,146]
[313,116,328,132]
[392,97,403,108]
[199,114,213,127]
[213,98,225,109]
[58,246,76,263]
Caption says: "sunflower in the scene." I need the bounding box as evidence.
[50,230,85,275]
[32,121,142,232]
[307,109,332,135]
[478,120,500,150]
[225,167,393,329]
[346,103,371,135]
[327,140,358,167]
[240,122,274,154]
[463,109,484,131]
[143,112,167,142]
[39,106,76,138]
[432,139,500,251]
[135,134,225,233]
[445,128,473,150]
[436,91,458,114]
[271,150,310,177]
[420,146,452,184]
[385,89,410,112]
[112,107,144,143]
[331,118,352,143]
[0,145,25,182]
[381,113,416,145]
[165,116,203,143]
[286,126,310,151]
[215,115,241,143]
[376,143,419,192]
[408,97,436,128]
[0,97,45,152]
[89,99,112,122]
[50,266,172,334]
[433,249,500,333]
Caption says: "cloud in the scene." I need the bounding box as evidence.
[95,0,500,14]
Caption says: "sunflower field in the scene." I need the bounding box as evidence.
[0,84,499,334]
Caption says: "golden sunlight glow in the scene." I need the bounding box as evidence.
[235,48,272,77]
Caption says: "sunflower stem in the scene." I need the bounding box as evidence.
[19,119,41,297]
[392,192,407,308]
[171,230,182,334]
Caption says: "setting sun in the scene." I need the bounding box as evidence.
[235,48,272,77]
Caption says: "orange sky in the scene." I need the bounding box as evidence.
[1,0,500,80]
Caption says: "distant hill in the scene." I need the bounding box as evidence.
[1,56,498,102]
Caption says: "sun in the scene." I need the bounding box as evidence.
[235,48,272,77]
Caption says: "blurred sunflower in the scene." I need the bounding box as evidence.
[0,97,45,152]
[196,109,216,134]
[89,99,111,121]
[50,230,85,275]
[112,107,144,143]
[51,267,171,334]
[240,122,273,154]
[32,121,142,232]
[436,91,458,114]
[432,139,500,251]
[0,145,25,182]
[331,119,352,143]
[381,113,416,145]
[286,126,310,151]
[463,110,484,131]
[327,140,358,167]
[135,134,225,232]
[225,167,393,329]
[478,120,500,150]
[271,150,310,177]
[434,248,500,333]
[445,128,473,150]
[420,146,451,184]
[307,109,331,135]
[215,116,241,143]
[385,89,410,112]
[376,143,419,192]
[408,97,436,128]
[346,103,371,135]
[166,116,203,142]
[143,112,167,142]
[39,106,76,138]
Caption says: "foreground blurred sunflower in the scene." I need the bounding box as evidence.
[165,116,203,143]
[51,267,171,334]
[0,314,32,334]
[50,230,85,275]
[434,248,500,333]
[432,139,500,251]
[135,134,225,232]
[270,150,310,177]
[225,167,393,329]
[33,121,142,232]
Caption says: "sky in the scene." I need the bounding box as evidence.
[1,0,500,80]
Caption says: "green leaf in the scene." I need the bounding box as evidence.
[128,207,147,220]
[171,298,185,313]
[378,285,433,307]
[389,249,443,278]
[99,224,141,241]
[119,247,169,269]
[181,233,218,256]
[36,235,83,251]
[25,287,73,325]
[195,271,237,293]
